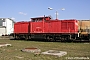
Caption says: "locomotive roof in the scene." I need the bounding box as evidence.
[31,16,51,20]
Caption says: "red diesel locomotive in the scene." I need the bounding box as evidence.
[12,16,90,41]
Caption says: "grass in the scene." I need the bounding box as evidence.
[0,39,90,60]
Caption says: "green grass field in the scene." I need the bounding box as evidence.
[0,39,90,60]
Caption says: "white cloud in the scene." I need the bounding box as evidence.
[19,12,27,15]
[61,8,65,11]
[11,17,15,20]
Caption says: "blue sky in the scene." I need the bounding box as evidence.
[0,0,90,21]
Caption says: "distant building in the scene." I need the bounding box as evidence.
[0,18,15,36]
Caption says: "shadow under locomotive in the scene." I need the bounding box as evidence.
[10,33,90,42]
